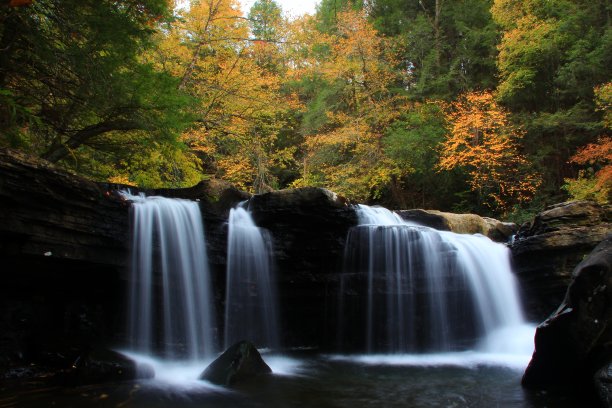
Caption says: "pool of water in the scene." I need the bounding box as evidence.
[0,351,585,408]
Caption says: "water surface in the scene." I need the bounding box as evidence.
[1,352,584,408]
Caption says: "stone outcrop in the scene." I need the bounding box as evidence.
[511,201,611,320]
[248,187,358,348]
[522,236,612,406]
[0,148,130,371]
[397,209,516,242]
[199,340,272,386]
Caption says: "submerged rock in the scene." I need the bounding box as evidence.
[199,341,272,386]
[522,236,612,405]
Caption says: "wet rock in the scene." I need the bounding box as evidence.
[511,201,611,320]
[396,209,516,242]
[199,341,272,386]
[522,236,612,404]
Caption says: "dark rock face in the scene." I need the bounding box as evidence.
[248,188,358,349]
[511,201,611,320]
[199,340,272,386]
[0,148,130,370]
[595,362,612,407]
[522,236,612,406]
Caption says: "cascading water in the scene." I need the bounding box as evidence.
[340,204,527,354]
[124,193,216,361]
[224,205,279,350]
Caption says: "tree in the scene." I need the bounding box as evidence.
[0,0,193,167]
[369,0,499,100]
[156,0,299,193]
[290,9,406,200]
[564,83,612,203]
[438,91,541,213]
[248,0,282,41]
[492,0,611,199]
[382,101,460,208]
[315,0,363,33]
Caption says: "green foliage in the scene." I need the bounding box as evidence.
[370,0,499,101]
[563,171,609,204]
[249,0,283,41]
[492,0,611,203]
[0,0,608,216]
[383,102,446,173]
[315,0,363,33]
[0,0,195,187]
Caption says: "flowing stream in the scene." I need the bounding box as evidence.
[123,192,216,360]
[0,198,562,407]
[340,205,530,354]
[224,205,280,350]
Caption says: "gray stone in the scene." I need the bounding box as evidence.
[199,341,272,386]
[511,201,611,320]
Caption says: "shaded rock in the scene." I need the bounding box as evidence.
[397,209,516,242]
[0,147,129,267]
[66,348,154,386]
[595,362,612,407]
[248,188,358,349]
[0,347,153,387]
[199,341,272,386]
[522,236,612,405]
[511,201,611,320]
[0,148,130,369]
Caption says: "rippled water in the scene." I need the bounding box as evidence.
[1,351,584,408]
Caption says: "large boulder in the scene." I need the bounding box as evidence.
[511,201,611,320]
[397,209,516,242]
[199,341,272,386]
[522,236,612,406]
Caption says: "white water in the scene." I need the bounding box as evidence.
[124,193,216,361]
[119,349,306,391]
[225,206,280,350]
[341,204,531,354]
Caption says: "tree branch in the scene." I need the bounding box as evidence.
[43,120,142,162]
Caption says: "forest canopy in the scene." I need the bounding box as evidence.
[1,0,610,218]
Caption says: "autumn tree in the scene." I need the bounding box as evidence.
[154,0,299,193]
[492,0,610,199]
[290,9,407,200]
[438,91,541,213]
[564,83,612,203]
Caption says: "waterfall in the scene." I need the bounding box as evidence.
[124,193,216,361]
[224,205,279,350]
[340,204,526,353]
